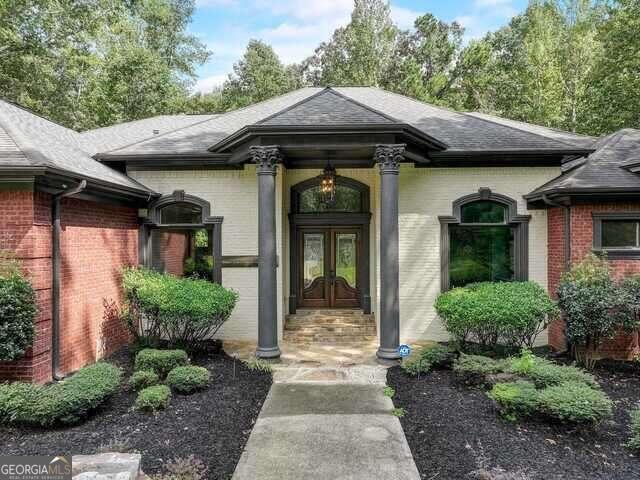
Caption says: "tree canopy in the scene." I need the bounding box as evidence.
[2,0,638,136]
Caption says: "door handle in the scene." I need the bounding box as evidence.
[329,271,336,283]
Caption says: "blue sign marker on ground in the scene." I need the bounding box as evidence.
[398,344,411,358]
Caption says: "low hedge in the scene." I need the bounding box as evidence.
[489,381,539,418]
[537,381,613,424]
[402,344,455,376]
[166,366,210,394]
[435,281,558,350]
[134,348,189,378]
[129,370,160,391]
[135,385,171,412]
[453,354,508,384]
[509,353,597,388]
[0,362,122,426]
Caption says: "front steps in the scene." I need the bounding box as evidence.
[284,309,377,344]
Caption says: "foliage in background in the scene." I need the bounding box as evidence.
[557,254,637,368]
[435,281,558,351]
[122,267,237,349]
[0,252,36,361]
[0,362,121,426]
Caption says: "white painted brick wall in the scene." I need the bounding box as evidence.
[129,164,559,346]
[398,165,560,344]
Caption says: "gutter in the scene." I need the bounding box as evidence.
[51,180,87,380]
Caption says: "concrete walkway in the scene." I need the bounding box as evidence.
[232,367,420,480]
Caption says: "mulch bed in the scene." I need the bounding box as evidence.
[0,347,272,480]
[388,361,639,480]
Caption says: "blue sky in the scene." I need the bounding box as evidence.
[190,0,528,93]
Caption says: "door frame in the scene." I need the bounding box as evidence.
[288,176,372,314]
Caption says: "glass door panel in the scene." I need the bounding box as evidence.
[299,231,329,307]
[331,229,360,308]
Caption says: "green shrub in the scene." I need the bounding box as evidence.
[0,362,122,426]
[134,349,188,378]
[537,381,613,424]
[166,366,210,394]
[0,254,37,361]
[129,370,160,391]
[489,381,539,418]
[627,408,640,451]
[243,357,273,373]
[435,281,558,350]
[122,267,238,348]
[135,385,171,412]
[557,254,634,368]
[508,350,597,388]
[453,354,508,384]
[402,344,454,376]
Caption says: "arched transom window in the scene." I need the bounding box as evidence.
[439,188,530,290]
[292,177,369,214]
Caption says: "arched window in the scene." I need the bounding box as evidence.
[143,190,223,284]
[439,188,530,290]
[292,177,369,214]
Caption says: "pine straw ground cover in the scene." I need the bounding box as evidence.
[0,347,271,479]
[387,360,639,480]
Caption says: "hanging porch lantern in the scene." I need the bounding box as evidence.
[319,164,337,205]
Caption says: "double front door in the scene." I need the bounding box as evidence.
[298,227,361,308]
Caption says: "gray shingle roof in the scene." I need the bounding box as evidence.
[104,87,323,155]
[258,89,395,126]
[0,99,152,193]
[104,87,590,157]
[79,114,218,155]
[527,129,640,197]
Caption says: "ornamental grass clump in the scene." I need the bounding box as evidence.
[0,253,37,361]
[435,281,558,351]
[166,366,210,394]
[122,267,238,349]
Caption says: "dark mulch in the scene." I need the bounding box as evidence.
[0,347,272,480]
[388,363,639,480]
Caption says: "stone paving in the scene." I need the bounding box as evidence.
[229,339,422,480]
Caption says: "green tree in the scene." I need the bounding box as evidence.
[382,14,464,105]
[215,40,297,111]
[583,0,640,134]
[307,0,396,86]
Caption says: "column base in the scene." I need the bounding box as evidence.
[256,345,281,359]
[376,346,401,360]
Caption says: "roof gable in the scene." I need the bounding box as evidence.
[258,88,397,126]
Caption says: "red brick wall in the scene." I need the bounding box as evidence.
[0,190,53,383]
[58,197,138,374]
[547,203,640,359]
[0,190,140,383]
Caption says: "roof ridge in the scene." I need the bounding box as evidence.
[0,97,81,136]
[327,87,402,124]
[254,87,333,125]
[103,87,321,154]
[467,111,598,140]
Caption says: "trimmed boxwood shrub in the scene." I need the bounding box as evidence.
[402,344,454,376]
[0,256,37,361]
[122,267,238,348]
[453,354,508,384]
[489,381,539,418]
[136,385,171,412]
[134,348,189,378]
[166,366,210,394]
[0,362,122,426]
[129,370,160,391]
[627,408,640,451]
[435,281,558,350]
[537,381,613,424]
[508,349,597,388]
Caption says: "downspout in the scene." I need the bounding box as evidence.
[51,180,87,380]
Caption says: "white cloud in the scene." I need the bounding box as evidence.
[253,0,353,21]
[194,74,227,93]
[390,6,421,30]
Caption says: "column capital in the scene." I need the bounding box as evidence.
[375,144,405,174]
[249,145,282,175]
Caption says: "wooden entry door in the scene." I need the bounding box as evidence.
[298,227,361,308]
